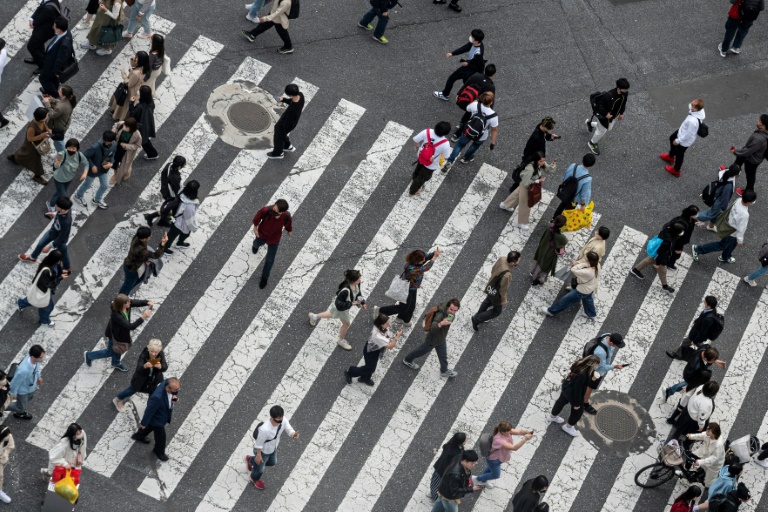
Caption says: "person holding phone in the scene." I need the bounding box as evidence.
[402,298,460,378]
[475,421,533,489]
[113,338,167,412]
[581,333,625,415]
[345,313,401,386]
[43,423,86,479]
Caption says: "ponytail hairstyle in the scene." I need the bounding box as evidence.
[586,251,599,276]
[492,421,514,437]
[60,84,77,109]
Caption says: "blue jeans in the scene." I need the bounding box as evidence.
[722,17,753,51]
[667,381,687,396]
[248,449,276,482]
[18,296,54,324]
[446,134,483,164]
[53,139,65,153]
[49,178,72,210]
[252,238,279,279]
[476,458,501,483]
[75,173,110,203]
[547,289,596,318]
[117,386,137,400]
[125,2,155,35]
[697,206,724,224]
[747,265,768,282]
[360,8,389,38]
[85,337,121,366]
[248,0,266,17]
[30,230,71,270]
[119,265,140,296]
[696,236,738,261]
[431,497,459,512]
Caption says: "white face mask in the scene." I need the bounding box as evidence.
[689,103,694,111]
[469,36,474,44]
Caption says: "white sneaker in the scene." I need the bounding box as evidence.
[245,3,253,7]
[93,199,108,209]
[755,458,768,468]
[539,306,553,317]
[499,202,514,212]
[516,224,529,231]
[718,43,726,58]
[744,276,757,287]
[45,321,55,327]
[546,414,564,424]
[308,312,318,326]
[95,48,113,56]
[440,368,458,378]
[0,491,10,503]
[562,424,580,437]
[432,91,449,101]
[80,42,97,50]
[372,305,380,320]
[730,47,740,54]
[113,397,125,413]
[482,481,495,489]
[337,339,352,351]
[706,224,717,233]
[246,14,259,22]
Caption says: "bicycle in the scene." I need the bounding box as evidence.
[635,441,705,489]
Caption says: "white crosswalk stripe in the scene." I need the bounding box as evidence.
[0,0,55,57]
[739,405,768,512]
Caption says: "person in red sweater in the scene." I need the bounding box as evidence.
[719,0,764,57]
[251,199,292,289]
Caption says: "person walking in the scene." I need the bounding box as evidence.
[85,293,155,372]
[267,84,305,159]
[309,269,367,350]
[251,199,292,289]
[113,338,167,412]
[432,450,481,512]
[145,34,171,95]
[697,164,739,231]
[0,426,14,504]
[667,296,723,360]
[471,250,520,332]
[581,333,625,414]
[17,251,68,326]
[377,248,442,327]
[511,475,549,511]
[245,405,299,490]
[754,441,768,468]
[669,381,720,444]
[73,130,117,210]
[111,52,150,122]
[692,190,755,264]
[546,354,600,436]
[25,0,61,71]
[660,99,706,177]
[530,215,568,285]
[575,226,610,264]
[522,117,560,163]
[451,64,496,140]
[358,0,397,45]
[402,298,461,378]
[6,107,51,185]
[81,0,125,56]
[241,0,294,53]
[118,226,168,295]
[123,0,156,39]
[552,154,595,219]
[686,423,726,487]
[666,205,701,271]
[110,117,142,186]
[630,220,685,293]
[131,377,180,461]
[162,180,200,255]
[665,346,726,404]
[432,0,462,13]
[43,423,86,479]
[409,121,453,196]
[433,29,486,101]
[37,17,72,97]
[441,92,498,172]
[586,78,630,156]
[43,85,76,154]
[144,155,185,225]
[7,345,45,420]
[731,114,768,194]
[671,486,702,512]
[129,85,158,160]
[499,152,556,231]
[428,432,466,502]
[719,0,764,56]
[540,251,600,319]
[475,421,533,489]
[345,313,402,385]
[19,197,73,272]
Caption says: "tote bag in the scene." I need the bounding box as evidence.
[527,182,542,208]
[561,201,594,232]
[385,275,409,303]
[26,268,51,308]
[99,20,124,46]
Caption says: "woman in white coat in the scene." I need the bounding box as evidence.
[686,422,725,486]
[163,180,199,254]
[42,423,87,478]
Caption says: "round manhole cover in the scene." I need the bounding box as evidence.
[227,101,272,133]
[595,405,639,442]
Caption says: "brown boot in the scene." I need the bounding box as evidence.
[32,176,48,185]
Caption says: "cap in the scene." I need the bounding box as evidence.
[737,482,751,500]
[609,333,625,348]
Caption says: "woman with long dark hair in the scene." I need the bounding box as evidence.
[118,226,167,295]
[7,107,50,185]
[145,34,172,95]
[42,423,87,478]
[375,248,442,328]
[345,313,401,385]
[512,475,549,512]
[129,84,158,160]
[547,355,600,437]
[499,151,556,231]
[670,485,702,512]
[428,432,467,502]
[531,214,568,286]
[163,180,200,255]
[110,117,143,186]
[17,250,69,326]
[111,51,151,121]
[43,85,77,153]
[309,269,367,350]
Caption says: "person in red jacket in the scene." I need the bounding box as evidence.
[251,199,292,289]
[719,0,765,57]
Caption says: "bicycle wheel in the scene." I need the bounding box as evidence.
[634,462,676,488]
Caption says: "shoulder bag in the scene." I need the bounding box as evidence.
[385,273,409,303]
[27,268,52,308]
[527,181,542,208]
[99,17,124,46]
[112,82,129,107]
[35,137,53,156]
[109,316,132,355]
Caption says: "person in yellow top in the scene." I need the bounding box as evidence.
[241,0,294,54]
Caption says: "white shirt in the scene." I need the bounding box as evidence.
[465,102,499,142]
[686,385,715,429]
[0,48,7,85]
[728,199,750,243]
[254,418,295,455]
[676,109,705,147]
[366,328,390,352]
[413,129,452,170]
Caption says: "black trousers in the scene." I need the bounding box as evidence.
[27,32,49,69]
[553,200,575,219]
[668,130,689,171]
[347,343,381,380]
[39,73,60,97]
[735,156,760,191]
[441,68,471,97]
[410,163,434,195]
[166,224,190,247]
[474,296,503,323]
[667,249,684,268]
[551,393,584,425]
[135,425,167,455]
[143,139,158,159]
[272,125,292,156]
[379,287,417,323]
[454,111,472,136]
[249,21,292,48]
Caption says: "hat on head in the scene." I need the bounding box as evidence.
[609,333,625,348]
[737,483,751,500]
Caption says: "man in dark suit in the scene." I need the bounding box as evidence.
[38,17,72,96]
[131,377,180,461]
[25,0,61,71]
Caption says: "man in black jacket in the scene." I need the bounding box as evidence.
[19,197,73,271]
[267,83,305,159]
[665,346,726,402]
[38,17,72,95]
[452,64,496,140]
[667,296,723,360]
[433,29,485,101]
[435,450,480,510]
[587,78,630,156]
[144,156,186,226]
[522,117,560,162]
[25,0,61,71]
[630,221,684,294]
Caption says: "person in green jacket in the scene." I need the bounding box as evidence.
[531,215,568,286]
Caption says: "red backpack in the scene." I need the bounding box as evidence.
[456,84,481,110]
[417,129,447,166]
[670,500,695,512]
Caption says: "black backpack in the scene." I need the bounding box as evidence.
[694,117,709,138]
[477,433,492,458]
[464,106,497,141]
[701,178,728,207]
[252,421,282,441]
[510,161,526,185]
[583,335,610,358]
[589,91,606,113]
[485,270,510,304]
[283,0,300,19]
[739,0,762,22]
[157,196,182,228]
[556,164,590,203]
[707,492,738,512]
[708,313,725,341]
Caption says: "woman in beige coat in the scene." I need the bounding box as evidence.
[81,0,124,56]
[541,251,600,319]
[499,151,555,231]
[110,117,142,185]
[110,51,150,121]
[0,426,14,504]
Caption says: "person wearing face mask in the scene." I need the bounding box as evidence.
[47,138,87,213]
[43,423,87,479]
[731,114,768,195]
[113,338,167,412]
[660,99,706,177]
[433,29,486,101]
[0,426,14,503]
[131,377,180,461]
[251,199,293,289]
[73,130,117,210]
[19,197,74,273]
[6,107,51,185]
[512,475,549,511]
[244,405,300,490]
[692,190,756,264]
[586,78,630,156]
[631,220,686,294]
[144,155,186,225]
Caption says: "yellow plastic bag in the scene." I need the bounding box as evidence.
[561,201,594,232]
[54,469,79,504]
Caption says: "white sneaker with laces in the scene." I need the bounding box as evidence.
[246,14,259,22]
[546,414,564,424]
[113,397,125,413]
[539,306,553,317]
[96,48,113,56]
[730,47,740,54]
[744,276,757,287]
[562,424,580,437]
[337,339,352,351]
[432,91,449,101]
[755,457,768,468]
[80,42,97,50]
[499,202,514,212]
[93,199,108,209]
[308,313,318,326]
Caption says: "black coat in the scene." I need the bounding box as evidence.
[561,371,591,407]
[522,126,555,161]
[448,42,486,75]
[683,349,713,388]
[31,0,60,40]
[511,478,544,512]
[437,458,474,500]
[654,224,681,266]
[664,215,695,249]
[104,300,149,343]
[129,347,168,393]
[41,31,72,79]
[687,310,720,345]
[160,163,182,201]
[433,444,463,474]
[593,87,628,128]
[129,101,156,140]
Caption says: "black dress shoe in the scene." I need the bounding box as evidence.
[23,58,37,65]
[583,403,598,415]
[448,2,462,11]
[358,377,375,386]
[32,69,42,76]
[155,452,170,461]
[13,412,33,420]
[344,370,353,385]
[259,276,268,289]
[471,316,479,332]
[131,433,151,444]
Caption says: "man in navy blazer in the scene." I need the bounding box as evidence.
[131,377,180,461]
[38,17,72,96]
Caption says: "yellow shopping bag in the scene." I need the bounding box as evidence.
[561,201,594,232]
[54,469,79,504]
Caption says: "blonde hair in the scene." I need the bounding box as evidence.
[147,338,163,352]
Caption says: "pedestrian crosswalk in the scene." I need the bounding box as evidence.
[2,11,768,512]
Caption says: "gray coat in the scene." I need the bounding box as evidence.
[426,303,453,347]
[734,129,768,165]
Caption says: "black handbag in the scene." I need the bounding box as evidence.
[113,82,129,107]
[98,21,124,46]
[58,45,79,83]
